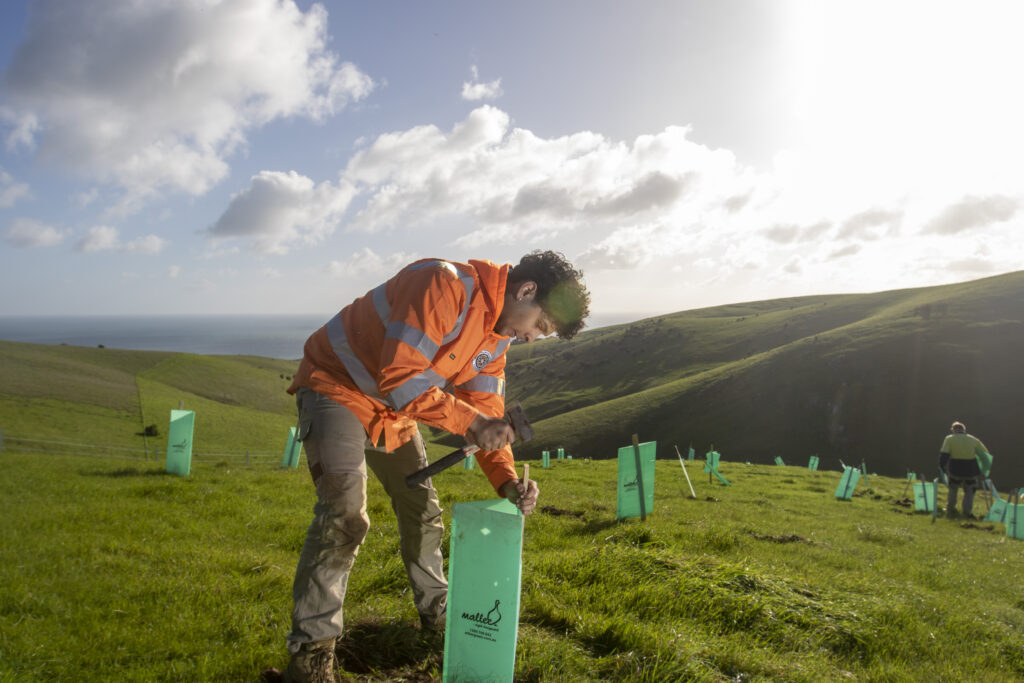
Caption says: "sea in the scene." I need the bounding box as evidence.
[0,315,330,360]
[0,312,637,360]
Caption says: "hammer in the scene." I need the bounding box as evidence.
[405,401,534,488]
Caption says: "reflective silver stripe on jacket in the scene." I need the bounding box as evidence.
[457,374,506,396]
[386,368,447,410]
[325,259,476,409]
[385,321,440,361]
[325,313,381,399]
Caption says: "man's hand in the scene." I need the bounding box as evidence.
[467,414,515,451]
[500,477,539,516]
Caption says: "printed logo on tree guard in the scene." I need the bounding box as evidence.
[462,599,502,626]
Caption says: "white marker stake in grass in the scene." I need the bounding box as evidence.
[674,445,697,499]
[165,409,195,477]
[442,497,524,682]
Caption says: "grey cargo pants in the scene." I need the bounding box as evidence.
[286,388,447,654]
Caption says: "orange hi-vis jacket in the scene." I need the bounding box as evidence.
[287,258,517,492]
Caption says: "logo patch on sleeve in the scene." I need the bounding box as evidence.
[449,353,456,360]
[473,349,493,371]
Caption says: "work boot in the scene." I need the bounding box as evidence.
[419,606,447,633]
[283,638,336,683]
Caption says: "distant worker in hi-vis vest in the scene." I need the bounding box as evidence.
[938,421,987,519]
[274,250,590,683]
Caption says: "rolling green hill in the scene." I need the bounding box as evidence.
[506,271,1024,486]
[2,271,1022,487]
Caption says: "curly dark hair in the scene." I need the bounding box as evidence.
[509,250,590,339]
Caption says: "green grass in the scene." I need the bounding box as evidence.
[3,451,1023,681]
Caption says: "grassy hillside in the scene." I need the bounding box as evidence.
[2,452,1023,681]
[506,271,1024,486]
[2,271,1022,484]
[0,340,299,458]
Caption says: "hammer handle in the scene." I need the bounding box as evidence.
[406,445,479,488]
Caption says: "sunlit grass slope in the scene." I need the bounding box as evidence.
[0,340,298,456]
[2,452,1023,681]
[508,271,1024,484]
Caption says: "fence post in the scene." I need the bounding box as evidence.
[0,429,4,452]
[245,450,250,465]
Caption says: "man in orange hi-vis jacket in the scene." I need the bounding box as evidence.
[276,250,590,683]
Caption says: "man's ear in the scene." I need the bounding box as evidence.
[514,280,538,302]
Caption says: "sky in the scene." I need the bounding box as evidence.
[1,0,1022,326]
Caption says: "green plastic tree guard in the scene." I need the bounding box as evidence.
[1006,492,1024,541]
[704,450,731,485]
[617,441,656,521]
[557,447,565,460]
[774,456,785,466]
[463,454,474,470]
[834,466,860,500]
[282,426,301,469]
[912,481,936,512]
[166,409,195,476]
[808,455,819,471]
[975,449,993,477]
[542,450,550,468]
[443,498,523,682]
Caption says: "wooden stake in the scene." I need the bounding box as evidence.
[632,433,647,521]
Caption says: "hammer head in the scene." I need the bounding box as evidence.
[506,401,534,442]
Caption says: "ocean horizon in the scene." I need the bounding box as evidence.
[0,314,328,360]
[0,312,637,360]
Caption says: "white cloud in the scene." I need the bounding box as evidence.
[327,248,415,278]
[0,168,31,208]
[72,188,99,207]
[341,106,757,240]
[75,226,120,252]
[168,265,181,279]
[0,0,374,204]
[922,195,1019,235]
[75,225,167,253]
[208,170,356,254]
[461,66,504,101]
[4,217,64,247]
[0,106,38,150]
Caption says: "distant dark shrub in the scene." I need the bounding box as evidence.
[143,424,159,437]
[97,344,105,348]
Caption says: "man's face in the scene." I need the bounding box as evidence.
[495,281,555,342]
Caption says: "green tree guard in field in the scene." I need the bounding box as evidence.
[774,456,785,466]
[166,409,195,476]
[704,449,731,486]
[557,447,564,460]
[282,426,301,469]
[443,498,524,682]
[834,465,860,500]
[913,481,936,512]
[975,448,993,477]
[617,441,656,520]
[687,445,695,460]
[808,455,819,471]
[542,450,550,468]
[1006,491,1024,541]
[463,454,474,470]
